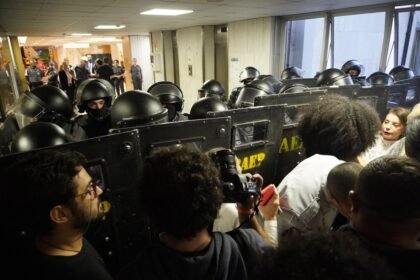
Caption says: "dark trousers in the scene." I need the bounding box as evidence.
[113,79,125,96]
[132,77,142,90]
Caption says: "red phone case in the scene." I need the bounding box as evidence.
[260,184,275,206]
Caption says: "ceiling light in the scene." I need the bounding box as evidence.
[140,9,193,16]
[70,33,92,36]
[64,43,90,48]
[94,25,126,30]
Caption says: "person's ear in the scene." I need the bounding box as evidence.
[49,205,70,224]
[348,190,360,214]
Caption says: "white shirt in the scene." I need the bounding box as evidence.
[277,154,343,234]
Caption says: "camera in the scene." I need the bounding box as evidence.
[209,148,259,203]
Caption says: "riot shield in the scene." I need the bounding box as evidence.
[255,90,326,126]
[392,76,420,108]
[255,93,330,182]
[207,105,285,185]
[111,117,232,156]
[280,78,318,88]
[0,130,145,275]
[325,85,388,120]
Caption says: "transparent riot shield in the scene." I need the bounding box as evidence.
[207,105,285,185]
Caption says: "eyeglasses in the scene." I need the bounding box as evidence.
[74,181,99,200]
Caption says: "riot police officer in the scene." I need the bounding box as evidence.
[76,79,113,138]
[111,90,168,128]
[147,81,187,122]
[20,85,86,140]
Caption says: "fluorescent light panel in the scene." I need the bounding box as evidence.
[140,8,193,16]
[94,25,126,30]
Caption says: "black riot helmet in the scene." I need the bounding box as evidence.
[21,85,73,124]
[280,67,303,80]
[255,75,283,94]
[11,122,71,153]
[201,79,226,100]
[341,60,365,77]
[239,66,260,84]
[367,71,394,86]
[316,68,354,86]
[228,87,242,109]
[148,81,184,111]
[279,83,309,94]
[389,66,415,82]
[189,97,228,120]
[235,80,272,108]
[76,79,114,120]
[111,90,168,128]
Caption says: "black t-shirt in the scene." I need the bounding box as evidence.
[117,229,271,280]
[12,238,113,280]
[97,65,114,83]
[339,225,420,280]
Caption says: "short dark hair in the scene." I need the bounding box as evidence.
[356,156,420,222]
[326,162,363,206]
[2,150,87,236]
[298,95,380,160]
[140,147,223,239]
[405,116,420,161]
[255,232,400,280]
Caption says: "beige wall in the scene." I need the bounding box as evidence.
[227,17,274,93]
[151,31,165,82]
[176,26,204,113]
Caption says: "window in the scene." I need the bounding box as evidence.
[332,12,386,76]
[285,17,325,77]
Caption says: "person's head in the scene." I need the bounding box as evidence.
[405,116,420,161]
[87,55,92,62]
[341,59,365,77]
[95,58,103,66]
[349,156,420,245]
[140,147,223,240]
[80,60,86,67]
[103,57,109,65]
[298,95,380,161]
[381,107,409,141]
[11,122,71,153]
[132,57,137,64]
[256,232,400,280]
[22,85,73,125]
[280,66,303,80]
[77,79,113,120]
[326,162,363,218]
[147,81,184,121]
[111,90,168,127]
[189,96,228,119]
[4,150,104,238]
[113,60,119,66]
[239,66,260,85]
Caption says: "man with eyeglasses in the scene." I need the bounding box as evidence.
[1,149,113,280]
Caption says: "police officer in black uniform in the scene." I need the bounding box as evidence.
[75,79,113,138]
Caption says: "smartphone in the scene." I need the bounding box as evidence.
[260,184,276,206]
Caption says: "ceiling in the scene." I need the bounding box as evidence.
[0,0,406,46]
